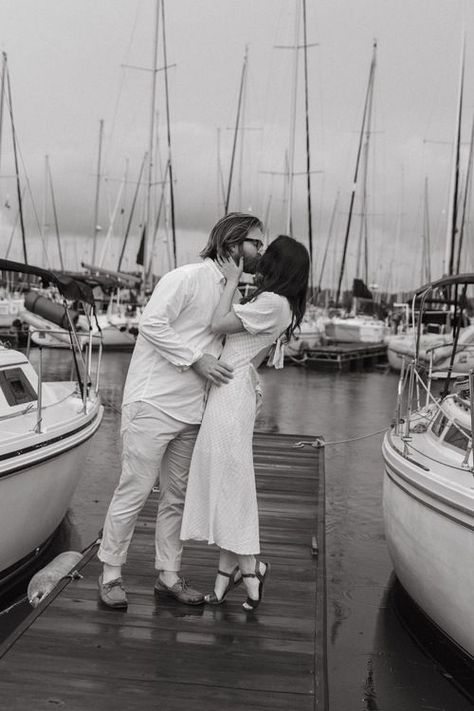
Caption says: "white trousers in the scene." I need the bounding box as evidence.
[98,401,199,572]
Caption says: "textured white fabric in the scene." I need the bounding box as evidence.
[122,259,225,423]
[180,291,292,554]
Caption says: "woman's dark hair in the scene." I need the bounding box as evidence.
[245,235,310,339]
[200,212,263,260]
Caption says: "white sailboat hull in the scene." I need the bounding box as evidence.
[0,345,104,582]
[382,432,474,659]
[386,325,474,373]
[0,415,101,576]
[325,316,386,343]
[22,310,136,351]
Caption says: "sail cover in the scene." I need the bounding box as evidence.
[0,259,95,305]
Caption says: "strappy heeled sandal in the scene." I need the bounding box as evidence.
[242,560,270,611]
[204,565,242,605]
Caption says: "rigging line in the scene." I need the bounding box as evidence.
[225,46,247,215]
[317,190,339,292]
[4,188,24,258]
[4,54,27,265]
[146,157,169,281]
[2,77,50,266]
[447,37,465,277]
[335,41,377,306]
[322,426,389,446]
[259,0,286,192]
[117,152,147,272]
[46,156,64,271]
[104,0,143,169]
[161,0,177,269]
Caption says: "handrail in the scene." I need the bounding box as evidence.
[34,347,43,434]
[23,326,102,423]
[469,370,474,472]
[425,341,474,355]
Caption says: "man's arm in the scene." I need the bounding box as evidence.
[140,269,233,385]
[139,269,201,368]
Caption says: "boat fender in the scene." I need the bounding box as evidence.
[27,551,83,607]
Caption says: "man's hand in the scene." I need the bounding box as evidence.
[192,353,233,386]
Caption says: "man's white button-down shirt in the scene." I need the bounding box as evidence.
[122,259,225,423]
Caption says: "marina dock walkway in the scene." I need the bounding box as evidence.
[0,432,326,711]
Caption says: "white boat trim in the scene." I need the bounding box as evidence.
[0,407,102,479]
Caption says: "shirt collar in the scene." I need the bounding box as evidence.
[204,258,225,282]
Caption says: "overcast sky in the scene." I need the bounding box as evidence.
[0,0,473,290]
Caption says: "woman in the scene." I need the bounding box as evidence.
[180,235,310,610]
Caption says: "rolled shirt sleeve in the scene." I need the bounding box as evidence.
[138,270,203,369]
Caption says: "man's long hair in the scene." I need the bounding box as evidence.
[200,212,263,260]
[244,235,310,340]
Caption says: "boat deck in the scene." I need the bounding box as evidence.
[304,341,387,370]
[0,431,327,711]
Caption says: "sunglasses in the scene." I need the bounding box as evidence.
[243,238,264,251]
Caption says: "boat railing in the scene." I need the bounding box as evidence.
[425,342,474,355]
[26,327,103,434]
[395,356,474,472]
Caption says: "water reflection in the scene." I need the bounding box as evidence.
[368,576,474,710]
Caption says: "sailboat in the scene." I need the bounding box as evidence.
[0,259,103,590]
[382,271,474,658]
[324,42,387,345]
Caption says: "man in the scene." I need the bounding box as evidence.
[97,212,264,608]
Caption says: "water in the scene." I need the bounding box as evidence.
[1,350,473,710]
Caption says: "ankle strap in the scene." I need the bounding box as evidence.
[242,572,256,578]
[217,569,233,578]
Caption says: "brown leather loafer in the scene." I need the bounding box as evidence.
[98,575,128,609]
[154,576,204,605]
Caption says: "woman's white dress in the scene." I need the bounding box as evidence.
[180,291,292,555]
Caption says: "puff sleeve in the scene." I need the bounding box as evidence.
[232,291,289,335]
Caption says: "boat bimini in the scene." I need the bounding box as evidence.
[382,273,474,658]
[0,259,104,589]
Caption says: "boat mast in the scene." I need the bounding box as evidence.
[355,67,374,285]
[160,0,177,269]
[91,119,104,266]
[0,54,5,184]
[302,0,314,294]
[286,3,301,236]
[335,41,377,306]
[456,114,474,275]
[4,52,28,264]
[444,35,465,277]
[421,176,431,284]
[225,46,248,215]
[142,0,160,294]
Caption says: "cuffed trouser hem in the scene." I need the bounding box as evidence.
[97,548,127,567]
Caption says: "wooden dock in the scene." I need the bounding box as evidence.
[303,341,387,370]
[0,432,326,711]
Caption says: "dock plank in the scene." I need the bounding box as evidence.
[0,432,327,710]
